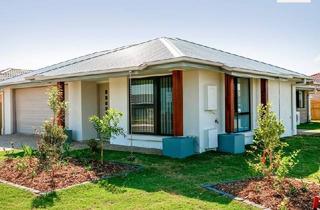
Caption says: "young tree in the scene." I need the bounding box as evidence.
[37,87,68,188]
[252,103,299,181]
[89,108,125,164]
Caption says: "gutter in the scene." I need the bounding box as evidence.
[0,56,309,87]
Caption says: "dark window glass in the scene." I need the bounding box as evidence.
[234,78,251,132]
[296,90,305,108]
[129,76,173,135]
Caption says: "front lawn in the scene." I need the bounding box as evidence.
[0,136,319,210]
[297,121,320,130]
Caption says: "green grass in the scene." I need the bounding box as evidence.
[297,121,320,130]
[0,136,319,210]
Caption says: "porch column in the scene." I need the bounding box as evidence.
[172,70,183,136]
[3,88,14,134]
[57,81,65,128]
[68,81,98,141]
[261,79,268,105]
[225,74,234,133]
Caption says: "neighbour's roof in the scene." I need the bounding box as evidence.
[311,73,320,84]
[0,68,32,81]
[0,37,308,86]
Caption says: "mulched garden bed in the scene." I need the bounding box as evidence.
[210,177,320,210]
[0,157,140,193]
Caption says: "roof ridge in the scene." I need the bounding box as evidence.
[169,37,306,77]
[159,37,184,57]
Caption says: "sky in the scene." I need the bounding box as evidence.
[0,0,319,75]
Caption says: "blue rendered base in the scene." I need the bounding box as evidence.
[218,134,245,154]
[162,137,195,159]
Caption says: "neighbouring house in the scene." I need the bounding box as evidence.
[0,38,310,153]
[0,68,32,134]
[296,85,313,124]
[309,73,320,120]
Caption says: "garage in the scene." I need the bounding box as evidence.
[15,86,52,134]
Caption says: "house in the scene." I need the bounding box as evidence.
[0,37,310,153]
[0,68,32,134]
[309,73,320,120]
[296,84,313,124]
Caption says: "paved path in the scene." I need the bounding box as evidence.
[0,134,162,155]
[297,129,320,136]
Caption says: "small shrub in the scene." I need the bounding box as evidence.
[287,184,298,197]
[300,180,308,193]
[36,87,68,189]
[16,159,28,172]
[89,108,125,164]
[250,103,299,183]
[62,142,71,157]
[86,139,101,155]
[22,145,33,157]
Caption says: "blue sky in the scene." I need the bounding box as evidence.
[0,0,319,75]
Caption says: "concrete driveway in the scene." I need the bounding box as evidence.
[0,134,161,155]
[0,134,37,150]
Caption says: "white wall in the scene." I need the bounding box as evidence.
[3,88,14,134]
[198,70,223,152]
[81,81,98,140]
[68,81,98,141]
[109,77,129,146]
[183,71,200,138]
[268,79,296,137]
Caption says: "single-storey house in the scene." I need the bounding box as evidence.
[0,68,32,134]
[309,73,320,120]
[0,37,310,153]
[295,85,313,124]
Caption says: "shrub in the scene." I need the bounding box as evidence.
[251,103,299,181]
[86,139,101,155]
[37,87,68,189]
[89,108,125,164]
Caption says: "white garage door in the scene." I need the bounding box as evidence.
[15,87,52,134]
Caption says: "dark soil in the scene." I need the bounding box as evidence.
[215,177,320,210]
[0,157,138,192]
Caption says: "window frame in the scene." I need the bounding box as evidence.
[128,75,173,136]
[233,77,251,133]
[296,90,305,109]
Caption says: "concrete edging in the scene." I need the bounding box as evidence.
[0,163,143,196]
[202,181,271,210]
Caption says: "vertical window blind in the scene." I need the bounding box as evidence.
[130,76,173,135]
[234,77,251,132]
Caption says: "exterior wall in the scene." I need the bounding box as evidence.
[198,70,224,152]
[268,79,296,137]
[109,77,130,146]
[68,81,97,141]
[3,87,14,134]
[296,91,308,123]
[183,70,200,141]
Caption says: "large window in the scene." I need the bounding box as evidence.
[234,77,251,132]
[296,90,305,108]
[129,76,173,135]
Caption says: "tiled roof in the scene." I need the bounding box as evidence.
[0,68,32,81]
[0,37,308,86]
[311,73,320,84]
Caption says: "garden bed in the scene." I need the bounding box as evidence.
[0,157,140,193]
[207,177,320,210]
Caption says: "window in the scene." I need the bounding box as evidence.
[296,90,305,108]
[234,77,251,132]
[129,76,173,135]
